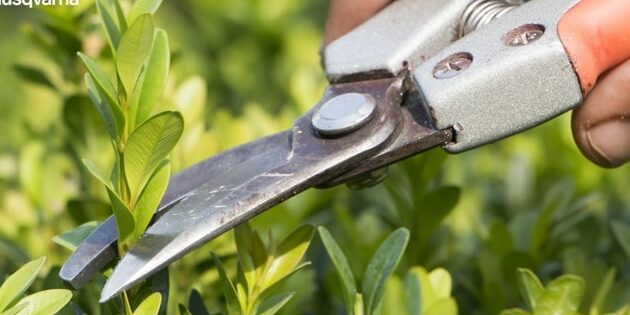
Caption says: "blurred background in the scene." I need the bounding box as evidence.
[1,1,630,314]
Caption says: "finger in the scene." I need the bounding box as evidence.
[324,0,391,45]
[572,59,630,168]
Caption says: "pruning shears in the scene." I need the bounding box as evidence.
[60,0,630,302]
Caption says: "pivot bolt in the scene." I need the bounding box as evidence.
[311,93,376,137]
[503,24,546,46]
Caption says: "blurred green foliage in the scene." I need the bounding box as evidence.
[1,0,630,314]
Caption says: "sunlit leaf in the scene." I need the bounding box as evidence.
[212,253,242,315]
[129,28,170,128]
[590,268,616,315]
[134,161,170,238]
[52,221,99,252]
[78,53,119,109]
[534,275,584,315]
[362,228,410,315]
[261,225,314,290]
[499,309,531,315]
[318,226,356,314]
[124,111,183,202]
[128,0,163,25]
[258,292,294,315]
[96,0,121,51]
[428,268,452,299]
[132,292,161,315]
[354,293,365,315]
[0,257,46,312]
[517,268,544,310]
[116,14,155,95]
[10,289,71,315]
[425,298,457,315]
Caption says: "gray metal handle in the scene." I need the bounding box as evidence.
[323,0,474,83]
[412,0,582,152]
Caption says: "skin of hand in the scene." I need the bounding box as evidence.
[325,0,630,168]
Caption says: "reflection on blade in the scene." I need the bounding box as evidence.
[60,132,291,289]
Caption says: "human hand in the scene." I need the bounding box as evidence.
[325,0,630,168]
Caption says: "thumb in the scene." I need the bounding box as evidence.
[572,59,630,168]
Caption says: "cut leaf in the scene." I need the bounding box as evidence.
[52,221,99,252]
[128,0,163,25]
[258,292,294,315]
[318,226,357,314]
[124,111,183,202]
[0,257,46,312]
[516,268,544,310]
[261,225,314,290]
[10,289,72,315]
[116,14,155,95]
[129,28,170,128]
[134,160,170,238]
[132,292,161,315]
[362,228,410,315]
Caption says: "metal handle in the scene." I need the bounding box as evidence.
[412,0,583,152]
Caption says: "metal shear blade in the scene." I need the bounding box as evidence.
[99,77,443,301]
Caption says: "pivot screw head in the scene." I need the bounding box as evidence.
[503,24,545,46]
[311,93,376,137]
[433,52,473,79]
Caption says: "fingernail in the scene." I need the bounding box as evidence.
[586,119,630,167]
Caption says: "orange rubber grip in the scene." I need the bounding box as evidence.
[558,0,630,95]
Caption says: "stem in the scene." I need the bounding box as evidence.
[123,291,133,315]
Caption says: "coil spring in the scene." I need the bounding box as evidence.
[459,0,517,37]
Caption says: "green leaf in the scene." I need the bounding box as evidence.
[212,253,241,315]
[78,53,119,110]
[590,268,616,315]
[261,225,314,290]
[0,257,46,312]
[96,0,121,51]
[428,268,452,299]
[9,290,71,315]
[611,220,630,260]
[362,228,410,315]
[1,302,28,315]
[133,160,170,238]
[500,309,532,315]
[425,298,457,315]
[258,293,294,315]
[187,289,210,315]
[234,223,256,292]
[132,292,162,315]
[82,159,135,244]
[52,221,99,252]
[13,64,56,89]
[318,226,357,314]
[116,14,155,95]
[129,28,170,128]
[534,275,585,315]
[128,0,163,25]
[86,74,124,140]
[517,269,544,310]
[404,268,423,315]
[416,186,460,243]
[177,304,193,315]
[124,111,183,202]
